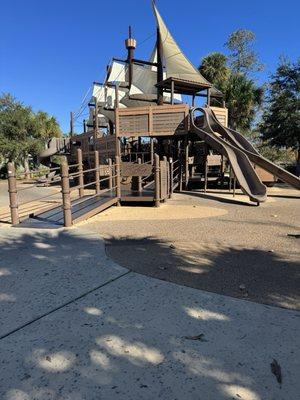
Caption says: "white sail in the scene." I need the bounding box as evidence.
[130,47,182,102]
[153,3,211,87]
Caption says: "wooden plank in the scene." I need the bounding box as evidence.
[121,162,153,177]
[116,104,189,137]
[160,161,168,200]
[72,197,118,223]
[210,106,228,127]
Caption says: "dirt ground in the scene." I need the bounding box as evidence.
[78,184,300,310]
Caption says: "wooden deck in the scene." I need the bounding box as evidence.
[21,192,118,226]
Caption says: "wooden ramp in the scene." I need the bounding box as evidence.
[21,191,118,227]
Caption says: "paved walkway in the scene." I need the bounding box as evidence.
[0,226,299,400]
[80,186,300,310]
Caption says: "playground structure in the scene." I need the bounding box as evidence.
[4,2,300,227]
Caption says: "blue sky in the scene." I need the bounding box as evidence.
[1,0,299,133]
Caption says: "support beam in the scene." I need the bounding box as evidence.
[94,151,100,194]
[70,112,74,136]
[77,148,84,198]
[154,154,160,207]
[156,28,164,105]
[94,99,98,141]
[204,144,208,193]
[169,157,174,198]
[207,88,211,106]
[114,84,119,108]
[108,158,113,190]
[184,137,189,189]
[125,26,136,89]
[171,79,175,105]
[61,163,72,227]
[115,156,121,205]
[150,138,154,165]
[7,162,19,225]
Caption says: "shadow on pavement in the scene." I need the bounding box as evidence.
[0,229,299,399]
[106,236,300,311]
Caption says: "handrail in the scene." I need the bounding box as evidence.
[69,163,117,178]
[70,174,118,192]
[70,187,117,207]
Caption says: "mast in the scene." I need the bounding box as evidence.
[156,27,164,105]
[125,26,136,89]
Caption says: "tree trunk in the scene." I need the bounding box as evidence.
[24,155,30,180]
[296,148,300,177]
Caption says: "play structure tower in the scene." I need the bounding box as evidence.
[40,1,300,210]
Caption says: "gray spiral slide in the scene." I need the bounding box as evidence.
[190,107,267,203]
[206,107,300,190]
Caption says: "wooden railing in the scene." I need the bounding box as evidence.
[5,151,183,227]
[5,150,121,227]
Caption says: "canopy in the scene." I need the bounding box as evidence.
[153,2,223,99]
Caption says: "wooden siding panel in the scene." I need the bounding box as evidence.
[116,105,189,137]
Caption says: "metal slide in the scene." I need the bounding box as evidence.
[206,107,300,190]
[190,107,267,203]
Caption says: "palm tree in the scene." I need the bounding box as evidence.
[199,52,230,92]
[224,73,264,130]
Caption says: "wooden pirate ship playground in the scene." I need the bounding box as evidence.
[5,2,300,227]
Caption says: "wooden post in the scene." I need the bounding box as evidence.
[179,152,183,192]
[94,150,100,194]
[169,157,173,198]
[207,88,211,107]
[150,138,154,165]
[204,145,208,193]
[184,137,189,189]
[108,158,113,190]
[77,148,84,197]
[154,154,160,207]
[233,175,236,198]
[61,163,72,227]
[7,162,19,225]
[125,26,136,89]
[137,158,142,193]
[116,137,121,158]
[220,155,225,187]
[94,99,98,142]
[157,28,164,105]
[115,156,121,205]
[171,79,174,105]
[115,84,119,108]
[163,156,169,199]
[70,112,74,136]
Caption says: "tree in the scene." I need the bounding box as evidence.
[34,111,61,140]
[199,52,230,92]
[225,29,264,75]
[199,51,264,130]
[260,58,300,174]
[0,94,40,163]
[198,29,264,130]
[224,73,264,130]
[0,93,61,169]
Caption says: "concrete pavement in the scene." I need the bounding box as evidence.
[0,226,299,400]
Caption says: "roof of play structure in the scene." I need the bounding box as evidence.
[89,1,223,123]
